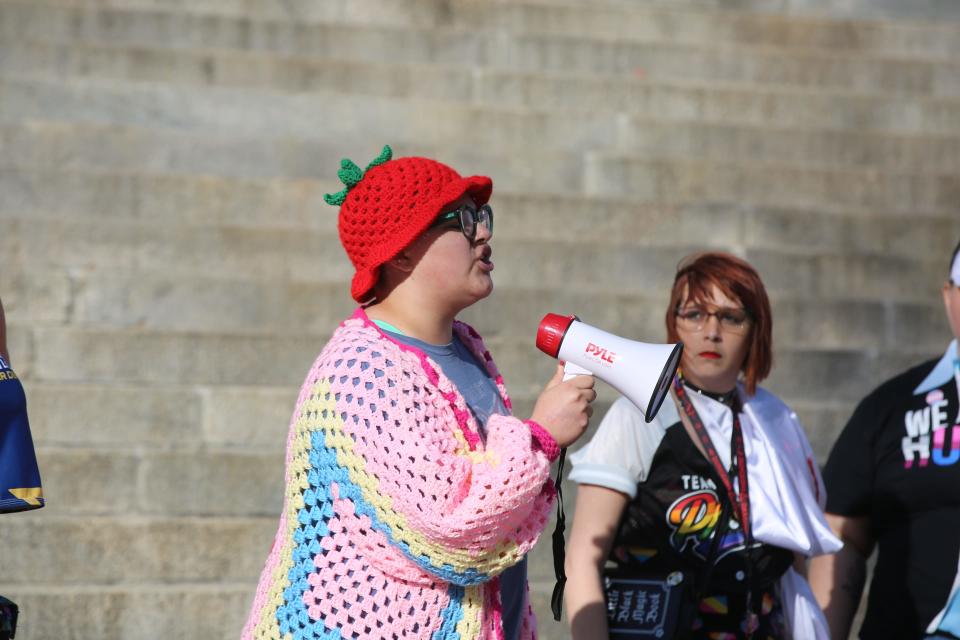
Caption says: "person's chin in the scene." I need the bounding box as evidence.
[697,359,725,371]
[475,277,494,300]
[686,361,727,381]
[466,276,494,304]
[698,362,732,378]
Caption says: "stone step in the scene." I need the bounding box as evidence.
[0,265,354,333]
[0,0,454,29]
[6,268,945,454]
[34,376,870,443]
[0,116,601,182]
[743,247,949,304]
[616,119,960,172]
[2,3,959,95]
[0,536,551,639]
[493,340,937,407]
[1,166,955,236]
[7,337,944,466]
[9,78,958,177]
[20,381,292,450]
[461,292,950,358]
[4,116,959,180]
[1,395,889,639]
[451,1,960,60]
[2,77,955,206]
[481,73,960,133]
[0,215,351,282]
[12,0,960,25]
[14,0,960,59]
[5,464,559,599]
[0,81,588,192]
[452,0,960,24]
[638,0,960,23]
[0,166,338,230]
[21,388,850,497]
[738,205,958,253]
[528,395,860,466]
[0,515,275,583]
[32,447,284,516]
[0,119,372,181]
[0,583,250,640]
[0,402,885,640]
[0,76,604,159]
[5,41,960,135]
[7,348,944,473]
[790,399,863,461]
[17,375,847,465]
[1,215,948,300]
[9,324,323,387]
[9,323,944,404]
[1,263,948,346]
[583,154,960,213]
[0,124,957,210]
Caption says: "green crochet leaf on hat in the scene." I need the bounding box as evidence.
[323,145,394,207]
[323,189,348,206]
[337,159,364,189]
[365,145,392,171]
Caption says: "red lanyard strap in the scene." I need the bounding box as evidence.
[673,376,752,543]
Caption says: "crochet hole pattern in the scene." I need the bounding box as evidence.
[339,159,466,264]
[272,382,447,640]
[246,314,555,640]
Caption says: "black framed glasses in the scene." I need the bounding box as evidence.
[675,305,752,334]
[430,203,493,241]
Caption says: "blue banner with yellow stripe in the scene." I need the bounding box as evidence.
[0,355,43,513]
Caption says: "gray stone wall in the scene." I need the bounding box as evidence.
[1,0,958,638]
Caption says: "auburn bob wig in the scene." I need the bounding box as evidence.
[665,252,773,395]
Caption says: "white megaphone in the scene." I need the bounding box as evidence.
[536,313,683,423]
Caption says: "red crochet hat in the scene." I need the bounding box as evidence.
[324,146,493,303]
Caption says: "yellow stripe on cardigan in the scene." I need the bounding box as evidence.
[455,585,485,640]
[452,427,501,467]
[317,386,525,576]
[252,384,337,639]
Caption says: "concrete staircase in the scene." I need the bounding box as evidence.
[0,1,958,638]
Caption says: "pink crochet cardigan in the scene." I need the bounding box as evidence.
[243,308,560,640]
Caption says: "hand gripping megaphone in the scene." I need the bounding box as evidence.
[536,313,683,423]
[537,313,685,622]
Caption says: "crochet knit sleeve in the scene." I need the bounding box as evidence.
[296,332,557,586]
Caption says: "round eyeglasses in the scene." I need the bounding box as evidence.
[430,203,493,242]
[675,305,752,334]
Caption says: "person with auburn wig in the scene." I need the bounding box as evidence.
[562,252,841,640]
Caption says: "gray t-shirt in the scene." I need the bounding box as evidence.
[382,326,527,640]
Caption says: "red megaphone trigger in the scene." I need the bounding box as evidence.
[536,313,577,358]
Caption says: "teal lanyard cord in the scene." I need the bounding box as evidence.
[372,319,406,336]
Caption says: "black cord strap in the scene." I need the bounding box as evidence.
[549,448,567,621]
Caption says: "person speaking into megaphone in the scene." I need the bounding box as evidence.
[562,252,840,640]
[243,145,595,640]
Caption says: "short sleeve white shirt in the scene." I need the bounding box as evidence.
[568,395,678,498]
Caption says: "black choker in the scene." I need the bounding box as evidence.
[683,379,738,408]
